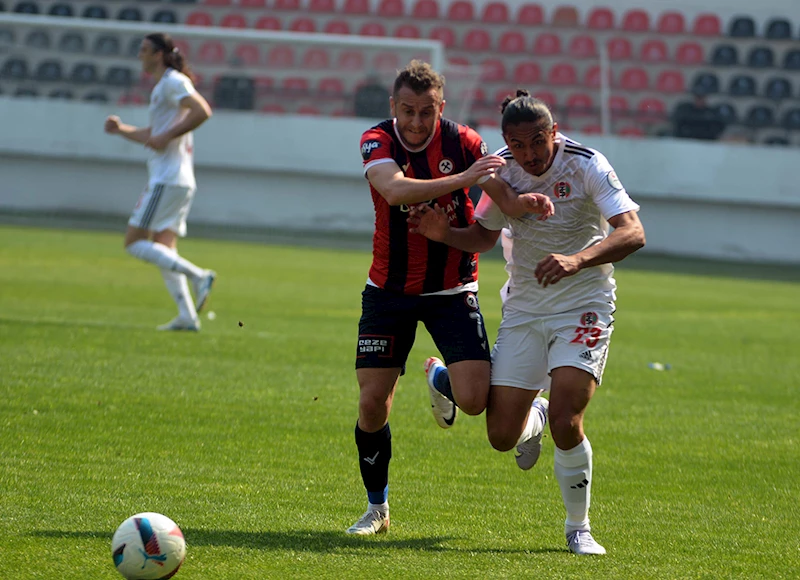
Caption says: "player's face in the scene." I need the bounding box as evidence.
[138,39,161,74]
[503,121,558,176]
[390,86,445,149]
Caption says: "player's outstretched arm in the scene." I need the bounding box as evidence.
[407,204,500,253]
[104,115,151,145]
[146,93,212,151]
[480,175,554,219]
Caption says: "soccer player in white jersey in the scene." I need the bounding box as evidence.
[411,90,646,555]
[104,32,215,331]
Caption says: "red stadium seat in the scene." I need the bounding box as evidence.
[498,31,526,54]
[637,97,667,123]
[261,104,286,114]
[618,126,644,137]
[675,42,704,65]
[513,61,541,84]
[412,0,439,19]
[656,11,685,34]
[429,26,456,49]
[309,0,335,12]
[569,35,597,59]
[587,7,615,30]
[566,92,594,115]
[343,0,369,15]
[234,43,260,65]
[548,63,577,86]
[460,86,486,105]
[480,58,506,82]
[655,69,685,93]
[639,39,668,63]
[289,18,316,32]
[533,90,556,109]
[533,33,561,56]
[378,0,405,18]
[619,67,649,91]
[274,0,300,10]
[255,16,281,30]
[204,0,231,5]
[608,95,630,118]
[186,11,213,26]
[551,5,578,27]
[267,45,295,68]
[219,14,247,28]
[254,76,274,92]
[318,77,345,96]
[580,123,602,134]
[463,28,491,51]
[448,56,470,67]
[359,22,387,36]
[297,105,321,116]
[482,1,509,23]
[323,20,350,34]
[394,24,420,38]
[582,65,611,89]
[337,50,365,70]
[240,0,267,7]
[447,0,474,21]
[302,47,330,69]
[518,3,543,26]
[607,37,632,61]
[282,77,309,92]
[621,9,649,32]
[198,41,225,64]
[373,52,399,70]
[692,13,721,36]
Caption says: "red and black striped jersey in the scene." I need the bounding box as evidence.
[361,118,488,295]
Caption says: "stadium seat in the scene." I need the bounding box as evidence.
[220,14,248,28]
[583,65,606,89]
[359,22,387,36]
[48,3,72,17]
[342,0,369,14]
[253,75,274,93]
[692,14,721,36]
[675,42,704,65]
[93,34,120,56]
[691,72,720,95]
[747,46,775,69]
[373,52,399,70]
[198,41,225,64]
[482,1,509,23]
[587,7,615,30]
[608,95,630,118]
[636,97,666,122]
[378,0,405,18]
[82,5,107,18]
[463,28,491,51]
[607,37,632,61]
[618,126,645,137]
[15,87,39,98]
[639,39,668,63]
[240,0,267,7]
[321,20,348,34]
[394,24,420,38]
[34,59,62,82]
[127,37,141,57]
[781,108,800,130]
[204,0,232,5]
[70,62,97,84]
[309,0,335,12]
[255,16,281,30]
[713,102,738,124]
[784,49,800,70]
[318,77,345,96]
[765,18,792,40]
[547,63,577,86]
[50,89,74,100]
[744,105,774,127]
[498,31,526,53]
[480,58,506,82]
[728,74,756,97]
[281,77,309,94]
[513,61,541,84]
[711,44,738,66]
[302,47,330,69]
[429,26,456,48]
[233,43,260,66]
[173,39,191,60]
[764,77,792,100]
[84,90,107,103]
[152,10,178,24]
[621,9,649,32]
[447,55,470,67]
[656,11,685,34]
[186,11,213,26]
[412,0,439,19]
[274,0,300,10]
[117,7,142,21]
[289,17,316,32]
[267,45,294,67]
[297,105,322,116]
[447,0,474,21]
[762,135,789,146]
[517,3,544,26]
[569,35,597,59]
[105,66,133,87]
[566,93,594,115]
[25,29,50,49]
[579,123,602,134]
[532,90,555,108]
[619,67,649,91]
[533,33,561,56]
[551,5,578,27]
[13,1,37,14]
[337,50,365,70]
[728,16,755,38]
[261,103,286,114]
[214,76,255,110]
[59,32,85,53]
[655,69,685,93]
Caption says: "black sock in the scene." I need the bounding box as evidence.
[355,422,391,504]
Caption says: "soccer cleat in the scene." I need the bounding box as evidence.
[424,356,457,429]
[346,509,390,535]
[156,317,200,332]
[566,530,606,555]
[515,397,549,470]
[192,270,216,314]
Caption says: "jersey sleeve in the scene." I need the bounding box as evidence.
[583,151,640,220]
[165,72,195,106]
[360,127,396,175]
[474,191,507,231]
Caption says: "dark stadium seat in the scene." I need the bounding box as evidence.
[691,71,720,95]
[533,33,561,56]
[0,28,13,45]
[711,44,738,66]
[430,26,456,48]
[14,87,38,97]
[342,0,369,15]
[153,10,178,24]
[412,0,439,19]
[82,5,107,19]
[48,3,72,17]
[513,61,541,84]
[25,29,51,49]
[0,2,5,11]
[547,62,577,86]
[214,76,255,110]
[34,59,62,82]
[394,24,420,38]
[587,7,614,30]
[93,35,120,56]
[622,9,649,32]
[747,46,775,69]
[784,49,800,71]
[498,31,526,53]
[480,58,506,82]
[105,66,133,87]
[84,90,109,103]
[692,14,721,36]
[309,0,335,12]
[656,11,685,34]
[744,105,774,127]
[13,1,38,14]
[59,32,85,53]
[728,74,756,97]
[256,16,281,30]
[517,3,543,26]
[127,37,141,57]
[781,108,800,130]
[377,0,405,18]
[569,35,597,59]
[762,135,789,146]
[446,1,474,21]
[186,11,212,26]
[765,18,792,40]
[619,67,649,91]
[607,37,632,61]
[302,47,330,69]
[655,70,685,93]
[639,39,668,63]
[713,102,738,124]
[220,14,248,28]
[728,16,755,38]
[49,88,74,99]
[117,7,142,21]
[70,62,98,84]
[764,77,792,100]
[482,2,509,23]
[233,43,260,65]
[675,42,704,65]
[288,17,316,32]
[463,28,491,51]
[551,5,578,27]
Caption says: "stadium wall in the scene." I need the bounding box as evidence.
[0,99,798,264]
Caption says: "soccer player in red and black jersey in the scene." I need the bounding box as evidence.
[347,61,554,535]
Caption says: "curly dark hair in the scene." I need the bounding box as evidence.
[393,59,445,98]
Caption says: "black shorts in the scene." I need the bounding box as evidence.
[355,285,491,372]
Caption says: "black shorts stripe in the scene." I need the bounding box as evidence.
[564,147,594,159]
[139,184,163,229]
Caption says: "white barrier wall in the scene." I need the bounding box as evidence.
[0,99,798,264]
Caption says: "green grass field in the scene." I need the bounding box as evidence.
[1,225,798,579]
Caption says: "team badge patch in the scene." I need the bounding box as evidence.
[438,158,455,174]
[361,140,381,160]
[464,292,479,310]
[554,181,572,198]
[607,170,623,190]
[581,312,599,326]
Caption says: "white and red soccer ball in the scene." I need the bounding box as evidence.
[111,512,185,580]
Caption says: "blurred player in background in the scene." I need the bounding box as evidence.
[104,32,215,331]
[348,62,553,535]
[411,90,645,555]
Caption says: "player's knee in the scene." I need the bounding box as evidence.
[549,412,582,444]
[486,425,516,452]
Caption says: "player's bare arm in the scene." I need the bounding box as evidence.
[146,93,213,151]
[480,175,554,220]
[407,203,501,253]
[367,155,506,207]
[534,210,646,287]
[104,115,152,145]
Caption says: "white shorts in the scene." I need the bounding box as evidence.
[128,183,195,237]
[490,303,615,391]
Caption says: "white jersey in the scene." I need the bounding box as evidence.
[476,132,640,315]
[147,68,196,188]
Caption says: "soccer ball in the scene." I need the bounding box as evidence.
[111,512,186,580]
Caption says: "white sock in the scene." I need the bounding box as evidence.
[368,501,389,514]
[161,269,198,321]
[515,401,546,446]
[127,240,204,280]
[554,437,593,534]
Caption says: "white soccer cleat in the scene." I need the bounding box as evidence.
[193,270,216,314]
[156,316,200,332]
[424,356,457,429]
[346,509,390,535]
[566,530,606,555]
[515,397,549,470]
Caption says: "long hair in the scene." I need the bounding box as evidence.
[145,32,196,84]
[500,89,554,132]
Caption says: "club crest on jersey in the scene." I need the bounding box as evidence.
[581,312,599,326]
[464,292,479,310]
[607,170,623,190]
[361,140,381,160]
[438,158,455,174]
[554,181,572,198]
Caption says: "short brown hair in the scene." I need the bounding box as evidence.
[393,60,445,97]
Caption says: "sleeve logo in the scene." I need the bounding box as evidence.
[361,140,381,160]
[480,141,488,156]
[607,170,623,190]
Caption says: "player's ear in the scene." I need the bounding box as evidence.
[551,122,558,137]
[439,98,446,116]
[389,95,395,118]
